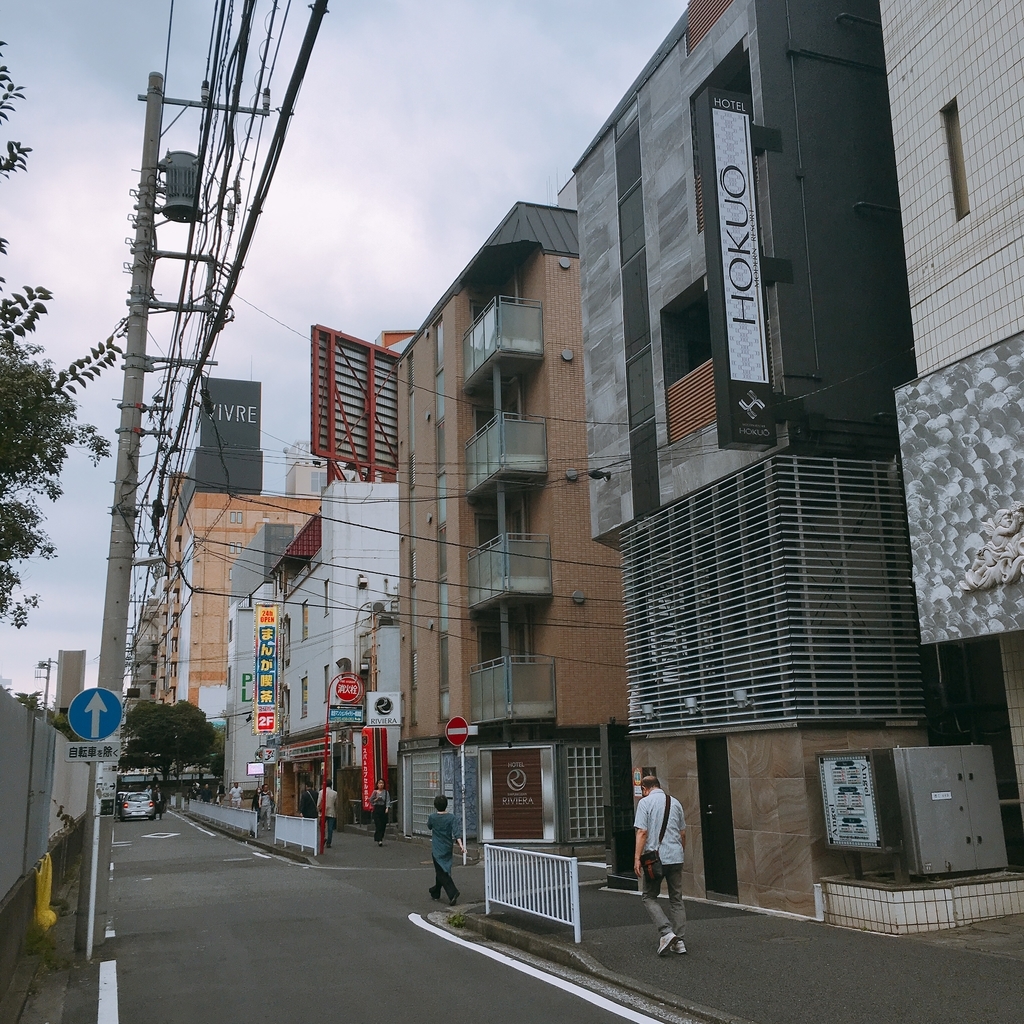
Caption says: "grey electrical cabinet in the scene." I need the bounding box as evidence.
[893,746,1007,875]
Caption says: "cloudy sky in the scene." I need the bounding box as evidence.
[0,0,684,694]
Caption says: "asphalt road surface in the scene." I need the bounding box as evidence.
[58,812,671,1024]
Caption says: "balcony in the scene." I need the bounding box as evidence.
[470,655,556,723]
[465,413,548,496]
[467,533,552,611]
[463,296,544,393]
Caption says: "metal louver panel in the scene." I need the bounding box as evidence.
[622,456,923,732]
[310,325,399,482]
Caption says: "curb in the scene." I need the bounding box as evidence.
[450,909,758,1024]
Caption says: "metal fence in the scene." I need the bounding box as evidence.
[189,801,258,834]
[275,814,318,853]
[484,845,581,943]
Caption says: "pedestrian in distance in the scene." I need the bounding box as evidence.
[259,785,274,831]
[250,787,261,836]
[217,782,226,806]
[369,778,391,846]
[318,782,338,848]
[299,783,318,820]
[153,784,166,820]
[634,775,687,956]
[427,794,463,905]
[229,781,242,809]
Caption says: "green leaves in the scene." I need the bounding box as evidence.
[54,332,123,395]
[120,701,218,779]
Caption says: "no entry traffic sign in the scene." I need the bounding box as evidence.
[445,716,469,746]
[333,673,364,705]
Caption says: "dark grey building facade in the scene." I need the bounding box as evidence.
[574,0,927,912]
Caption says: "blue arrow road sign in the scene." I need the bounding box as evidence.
[67,688,124,742]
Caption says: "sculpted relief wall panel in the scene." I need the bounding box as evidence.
[897,331,1024,644]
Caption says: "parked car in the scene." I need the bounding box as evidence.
[119,792,156,821]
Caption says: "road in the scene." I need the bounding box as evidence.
[56,812,672,1024]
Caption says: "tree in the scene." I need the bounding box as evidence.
[0,43,119,627]
[120,701,217,783]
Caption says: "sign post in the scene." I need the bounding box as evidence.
[322,673,363,853]
[67,688,123,960]
[445,716,469,865]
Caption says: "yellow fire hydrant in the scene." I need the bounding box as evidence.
[33,853,58,931]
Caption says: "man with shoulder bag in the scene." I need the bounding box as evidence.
[634,774,687,955]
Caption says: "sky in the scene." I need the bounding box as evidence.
[0,0,685,695]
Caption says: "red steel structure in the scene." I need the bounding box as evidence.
[311,325,402,484]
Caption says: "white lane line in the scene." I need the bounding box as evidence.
[223,857,250,862]
[251,851,272,860]
[98,959,118,1024]
[408,914,663,1023]
[167,810,216,837]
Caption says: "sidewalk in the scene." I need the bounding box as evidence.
[459,881,1024,1024]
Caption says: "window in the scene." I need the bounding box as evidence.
[229,511,243,524]
[627,350,656,427]
[437,526,447,577]
[661,293,712,387]
[942,99,970,220]
[301,675,308,718]
[435,321,444,420]
[324,579,330,615]
[437,473,446,525]
[439,634,449,719]
[171,662,177,677]
[410,650,418,725]
[302,601,309,640]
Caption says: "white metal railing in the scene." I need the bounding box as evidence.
[275,814,319,853]
[484,844,581,943]
[189,801,258,834]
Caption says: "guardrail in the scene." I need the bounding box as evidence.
[189,802,258,835]
[275,814,318,853]
[484,844,581,943]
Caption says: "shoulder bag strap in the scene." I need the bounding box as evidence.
[658,791,671,845]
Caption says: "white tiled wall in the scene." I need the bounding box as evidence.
[879,0,1024,374]
[823,875,1024,934]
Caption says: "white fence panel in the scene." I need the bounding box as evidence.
[189,802,258,834]
[275,814,318,853]
[484,844,581,943]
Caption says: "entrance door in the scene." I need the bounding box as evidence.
[697,737,738,898]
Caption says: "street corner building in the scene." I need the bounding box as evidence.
[573,0,933,913]
[885,0,1024,863]
[396,200,630,852]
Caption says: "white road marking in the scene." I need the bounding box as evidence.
[223,857,250,862]
[408,914,665,1023]
[141,832,181,839]
[98,959,118,1024]
[251,852,272,860]
[105,926,116,939]
[112,842,132,848]
[109,862,114,871]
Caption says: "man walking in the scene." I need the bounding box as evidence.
[229,781,242,809]
[318,781,338,848]
[634,774,687,955]
[300,783,318,820]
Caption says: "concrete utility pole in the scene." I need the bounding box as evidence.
[76,71,164,953]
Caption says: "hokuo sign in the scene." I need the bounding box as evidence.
[696,88,776,451]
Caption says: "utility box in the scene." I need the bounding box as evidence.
[819,745,1007,876]
[893,746,1007,875]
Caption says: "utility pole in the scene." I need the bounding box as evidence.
[76,71,164,954]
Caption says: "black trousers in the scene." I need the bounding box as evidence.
[372,805,388,843]
[429,858,459,901]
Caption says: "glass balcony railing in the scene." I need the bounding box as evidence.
[467,533,552,611]
[470,655,556,723]
[462,296,544,393]
[464,413,548,496]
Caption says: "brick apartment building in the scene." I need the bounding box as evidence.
[397,202,629,849]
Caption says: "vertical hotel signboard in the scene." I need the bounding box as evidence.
[254,604,278,734]
[696,88,775,450]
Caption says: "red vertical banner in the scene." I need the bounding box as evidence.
[361,728,389,811]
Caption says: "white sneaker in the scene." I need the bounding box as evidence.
[657,932,677,956]
[671,939,687,954]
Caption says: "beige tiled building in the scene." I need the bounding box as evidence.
[886,0,1024,863]
[156,486,319,710]
[397,202,629,847]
